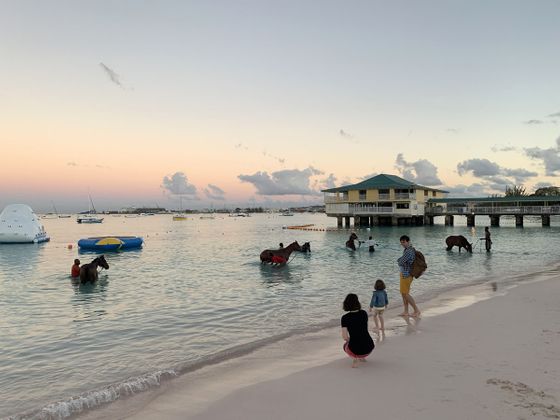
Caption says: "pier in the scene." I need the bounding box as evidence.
[425,197,560,227]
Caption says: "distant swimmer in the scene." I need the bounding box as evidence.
[71,259,80,278]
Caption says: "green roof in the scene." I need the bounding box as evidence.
[428,196,560,204]
[322,173,448,193]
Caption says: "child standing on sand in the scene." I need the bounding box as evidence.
[369,279,388,332]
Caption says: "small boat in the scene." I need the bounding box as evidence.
[280,211,294,216]
[78,236,143,251]
[77,194,103,223]
[77,215,104,224]
[0,204,50,243]
[173,214,188,221]
[229,212,250,217]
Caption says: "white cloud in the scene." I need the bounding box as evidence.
[395,154,442,185]
[238,167,323,196]
[203,184,226,200]
[161,172,198,197]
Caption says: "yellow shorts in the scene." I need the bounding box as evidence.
[400,274,413,294]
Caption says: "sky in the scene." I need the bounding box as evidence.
[1,0,560,212]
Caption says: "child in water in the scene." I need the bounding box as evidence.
[369,279,388,332]
[71,259,80,278]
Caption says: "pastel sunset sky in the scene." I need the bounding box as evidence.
[1,0,559,212]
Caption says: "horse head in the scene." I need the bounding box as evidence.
[466,242,473,253]
[349,233,358,241]
[288,241,302,252]
[301,242,311,253]
[94,255,110,270]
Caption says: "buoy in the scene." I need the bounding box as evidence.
[67,244,73,249]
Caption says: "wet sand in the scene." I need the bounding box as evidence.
[85,270,560,420]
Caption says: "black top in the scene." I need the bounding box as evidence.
[341,310,374,355]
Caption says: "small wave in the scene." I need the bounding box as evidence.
[5,370,177,420]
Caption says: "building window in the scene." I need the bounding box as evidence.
[396,203,410,209]
[359,190,366,200]
[424,190,428,196]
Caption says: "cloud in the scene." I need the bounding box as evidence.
[67,161,78,167]
[444,183,491,197]
[524,136,560,176]
[238,167,323,196]
[99,62,131,90]
[491,144,517,152]
[524,119,544,125]
[161,172,198,197]
[457,158,500,177]
[394,154,442,185]
[445,128,459,134]
[204,184,225,200]
[262,150,286,165]
[322,174,337,189]
[339,129,359,144]
[457,158,538,184]
[547,112,560,118]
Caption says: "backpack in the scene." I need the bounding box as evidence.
[410,248,427,279]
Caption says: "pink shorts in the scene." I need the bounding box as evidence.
[343,342,371,359]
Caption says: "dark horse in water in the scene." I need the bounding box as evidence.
[345,233,358,251]
[79,255,110,283]
[260,241,302,265]
[300,242,311,253]
[445,235,473,253]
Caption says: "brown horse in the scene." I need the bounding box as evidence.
[260,241,302,264]
[345,233,358,251]
[445,235,472,253]
[79,255,110,283]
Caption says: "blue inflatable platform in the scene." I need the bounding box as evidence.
[78,236,143,251]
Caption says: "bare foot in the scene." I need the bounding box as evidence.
[398,312,410,317]
[352,359,359,368]
[411,312,421,318]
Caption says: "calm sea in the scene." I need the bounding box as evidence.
[1,213,559,418]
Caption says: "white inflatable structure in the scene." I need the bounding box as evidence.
[0,204,50,243]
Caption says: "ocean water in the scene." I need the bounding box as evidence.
[1,213,559,418]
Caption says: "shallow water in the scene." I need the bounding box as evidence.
[1,213,559,418]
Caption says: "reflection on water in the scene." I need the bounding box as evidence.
[71,276,109,322]
[3,214,560,417]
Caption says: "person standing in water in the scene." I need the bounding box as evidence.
[363,236,376,252]
[483,226,492,252]
[71,259,80,278]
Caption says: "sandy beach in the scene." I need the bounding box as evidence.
[86,269,560,420]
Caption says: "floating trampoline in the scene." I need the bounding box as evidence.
[78,236,143,252]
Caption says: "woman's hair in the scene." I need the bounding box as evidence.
[343,293,361,311]
[374,279,386,290]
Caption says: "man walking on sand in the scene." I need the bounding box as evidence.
[397,235,421,317]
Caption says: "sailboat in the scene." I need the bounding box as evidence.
[172,197,188,221]
[51,201,71,218]
[77,194,104,224]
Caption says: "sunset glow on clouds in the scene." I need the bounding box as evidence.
[1,1,559,212]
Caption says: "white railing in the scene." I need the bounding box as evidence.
[350,205,394,214]
[426,206,560,215]
[394,193,411,199]
[378,194,390,199]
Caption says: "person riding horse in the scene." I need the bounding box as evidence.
[79,255,109,283]
[260,241,302,265]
